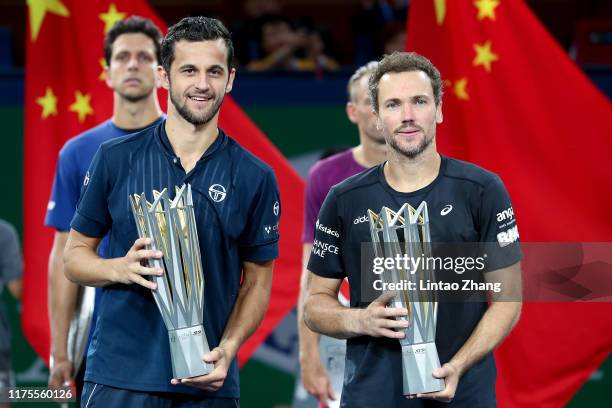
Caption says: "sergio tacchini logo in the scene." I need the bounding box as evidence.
[208,184,227,202]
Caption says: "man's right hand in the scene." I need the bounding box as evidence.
[110,237,163,289]
[48,358,72,390]
[358,291,409,338]
[301,357,336,407]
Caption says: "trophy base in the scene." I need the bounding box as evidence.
[401,342,445,395]
[168,324,214,379]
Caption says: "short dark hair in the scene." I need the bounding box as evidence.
[369,51,443,113]
[161,16,234,73]
[104,16,162,65]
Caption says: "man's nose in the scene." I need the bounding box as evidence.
[401,104,415,122]
[127,56,139,70]
[195,73,211,91]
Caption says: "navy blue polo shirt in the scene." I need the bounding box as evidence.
[71,119,280,397]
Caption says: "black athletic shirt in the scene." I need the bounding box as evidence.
[307,155,521,408]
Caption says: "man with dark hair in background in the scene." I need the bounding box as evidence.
[46,16,164,405]
[0,220,22,408]
[304,51,522,407]
[296,60,385,408]
[64,16,279,407]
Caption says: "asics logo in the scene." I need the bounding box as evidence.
[440,205,453,216]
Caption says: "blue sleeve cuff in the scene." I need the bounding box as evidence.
[71,210,108,238]
[240,240,279,262]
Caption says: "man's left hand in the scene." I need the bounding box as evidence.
[170,347,230,392]
[415,362,461,403]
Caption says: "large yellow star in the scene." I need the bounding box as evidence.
[69,91,93,123]
[434,0,446,26]
[27,0,70,42]
[474,0,500,21]
[99,3,126,33]
[453,78,470,100]
[473,40,499,72]
[36,86,58,119]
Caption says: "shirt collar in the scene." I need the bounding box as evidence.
[155,119,228,162]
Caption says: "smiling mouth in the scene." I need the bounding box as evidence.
[188,95,212,102]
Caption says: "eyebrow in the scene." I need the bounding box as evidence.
[207,64,225,72]
[178,64,197,71]
[383,94,431,102]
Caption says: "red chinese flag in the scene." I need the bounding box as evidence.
[407,1,612,406]
[24,0,302,367]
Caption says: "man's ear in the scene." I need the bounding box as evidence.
[104,63,112,88]
[346,102,358,125]
[158,65,170,90]
[225,67,236,94]
[436,101,443,124]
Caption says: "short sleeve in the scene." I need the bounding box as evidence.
[70,147,112,238]
[307,189,345,279]
[45,146,81,231]
[238,170,281,262]
[0,222,22,282]
[302,165,327,243]
[479,176,522,272]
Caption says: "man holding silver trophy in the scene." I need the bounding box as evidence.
[304,52,522,407]
[64,16,280,407]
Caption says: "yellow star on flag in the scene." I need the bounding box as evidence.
[36,86,58,119]
[473,40,499,72]
[99,58,108,81]
[99,3,126,33]
[474,0,500,21]
[453,78,470,100]
[69,91,93,123]
[434,0,446,26]
[27,0,70,41]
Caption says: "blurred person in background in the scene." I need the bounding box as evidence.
[0,219,23,408]
[232,0,283,65]
[296,61,384,408]
[247,15,338,72]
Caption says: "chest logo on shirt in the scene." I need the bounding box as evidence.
[273,201,280,216]
[208,184,227,202]
[440,204,453,216]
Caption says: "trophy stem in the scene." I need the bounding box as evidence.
[401,342,444,395]
[168,324,214,379]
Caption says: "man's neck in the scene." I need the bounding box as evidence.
[112,93,162,130]
[164,107,219,173]
[384,145,441,193]
[353,132,386,168]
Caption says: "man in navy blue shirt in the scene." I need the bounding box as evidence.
[45,16,164,404]
[304,52,522,407]
[64,16,280,407]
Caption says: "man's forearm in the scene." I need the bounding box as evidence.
[48,232,76,361]
[298,244,321,362]
[304,291,362,339]
[49,249,78,359]
[218,260,273,360]
[63,232,116,287]
[448,301,521,375]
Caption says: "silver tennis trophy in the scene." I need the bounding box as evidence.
[368,202,444,395]
[130,184,214,379]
